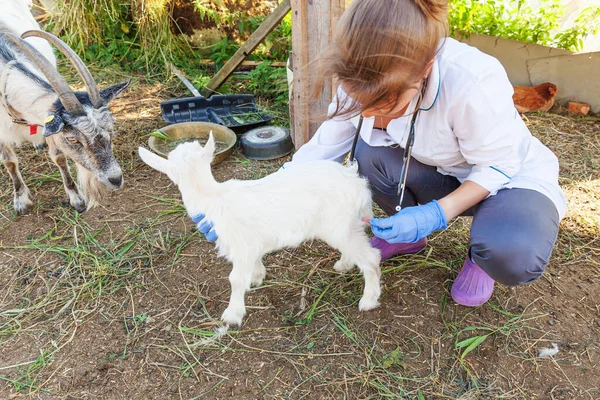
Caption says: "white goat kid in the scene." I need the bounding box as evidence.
[139,135,382,327]
[0,0,129,214]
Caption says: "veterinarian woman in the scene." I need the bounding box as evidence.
[282,0,567,307]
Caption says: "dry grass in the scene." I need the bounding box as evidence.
[0,74,598,399]
[49,0,190,74]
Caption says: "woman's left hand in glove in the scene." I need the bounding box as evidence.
[191,213,218,242]
[370,200,448,244]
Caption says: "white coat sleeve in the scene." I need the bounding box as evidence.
[286,118,356,165]
[285,88,358,166]
[450,60,528,195]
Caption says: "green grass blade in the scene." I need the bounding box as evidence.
[459,335,489,359]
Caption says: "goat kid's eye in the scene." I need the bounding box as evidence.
[65,137,79,145]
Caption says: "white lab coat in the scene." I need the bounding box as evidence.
[286,38,567,220]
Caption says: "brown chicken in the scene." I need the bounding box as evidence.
[512,82,558,113]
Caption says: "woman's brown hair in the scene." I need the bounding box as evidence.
[315,0,448,119]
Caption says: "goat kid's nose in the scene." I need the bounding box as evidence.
[108,175,123,187]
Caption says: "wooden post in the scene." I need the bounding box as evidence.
[290,0,345,149]
[201,0,292,98]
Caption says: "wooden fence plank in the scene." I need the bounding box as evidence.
[290,0,345,149]
[201,0,291,98]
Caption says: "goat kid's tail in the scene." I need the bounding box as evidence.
[76,164,107,210]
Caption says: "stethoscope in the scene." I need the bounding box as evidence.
[347,78,428,212]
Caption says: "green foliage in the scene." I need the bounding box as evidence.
[48,0,597,76]
[380,348,408,370]
[192,0,292,62]
[257,11,292,62]
[449,0,600,51]
[8,350,52,393]
[194,2,248,30]
[245,62,289,105]
[455,333,490,359]
[208,37,240,69]
[554,6,600,51]
[49,0,198,74]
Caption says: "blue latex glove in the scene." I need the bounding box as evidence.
[370,200,448,244]
[191,213,218,242]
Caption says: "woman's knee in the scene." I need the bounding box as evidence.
[471,237,550,286]
[355,141,397,188]
[470,190,560,286]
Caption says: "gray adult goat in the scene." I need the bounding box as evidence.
[0,0,130,214]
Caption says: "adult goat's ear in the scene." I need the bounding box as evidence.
[42,114,64,137]
[100,79,131,104]
[138,147,170,176]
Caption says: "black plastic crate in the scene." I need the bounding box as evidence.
[160,94,274,130]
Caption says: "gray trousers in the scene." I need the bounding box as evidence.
[355,139,560,286]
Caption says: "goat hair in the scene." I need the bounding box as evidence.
[0,0,130,214]
[138,134,382,327]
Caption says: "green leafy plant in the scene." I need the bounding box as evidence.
[192,0,291,63]
[554,6,600,51]
[455,331,492,359]
[49,0,196,73]
[208,37,241,69]
[449,0,599,51]
[149,129,170,141]
[48,0,596,76]
[245,61,289,105]
[194,2,247,31]
[247,12,292,62]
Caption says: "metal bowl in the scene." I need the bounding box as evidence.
[148,121,237,166]
[240,126,293,160]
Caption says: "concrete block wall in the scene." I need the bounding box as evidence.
[459,34,600,113]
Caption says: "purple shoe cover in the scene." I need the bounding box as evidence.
[369,236,427,261]
[451,254,494,307]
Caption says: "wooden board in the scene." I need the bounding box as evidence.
[200,0,292,98]
[290,0,345,149]
[198,59,287,70]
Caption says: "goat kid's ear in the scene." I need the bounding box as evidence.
[42,114,64,137]
[100,79,131,104]
[138,147,171,176]
[203,131,216,156]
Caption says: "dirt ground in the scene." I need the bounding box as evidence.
[0,77,598,400]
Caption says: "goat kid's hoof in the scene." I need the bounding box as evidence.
[251,272,266,287]
[358,297,381,311]
[333,260,353,273]
[221,307,245,327]
[250,276,264,287]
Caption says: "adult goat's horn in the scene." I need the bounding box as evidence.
[22,30,103,109]
[3,32,85,115]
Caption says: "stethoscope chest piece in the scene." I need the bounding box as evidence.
[346,77,428,214]
[345,158,359,172]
